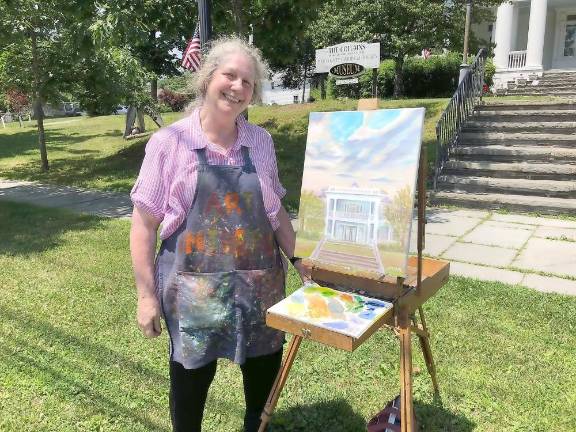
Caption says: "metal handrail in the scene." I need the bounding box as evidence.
[434,48,488,190]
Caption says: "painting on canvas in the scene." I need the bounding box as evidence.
[294,108,425,276]
[267,284,392,338]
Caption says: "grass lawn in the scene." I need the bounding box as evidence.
[0,98,447,212]
[1,201,575,431]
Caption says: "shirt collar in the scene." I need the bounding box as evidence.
[188,108,252,150]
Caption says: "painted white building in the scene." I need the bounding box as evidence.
[324,187,393,245]
[260,75,311,105]
[475,0,576,88]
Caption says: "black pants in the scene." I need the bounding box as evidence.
[169,349,283,432]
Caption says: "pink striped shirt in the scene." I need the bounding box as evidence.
[130,109,286,240]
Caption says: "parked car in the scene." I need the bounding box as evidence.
[114,106,129,115]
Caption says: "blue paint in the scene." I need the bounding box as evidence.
[365,299,389,308]
[359,310,377,320]
[322,321,349,330]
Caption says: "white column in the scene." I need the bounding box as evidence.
[494,1,515,70]
[525,0,548,70]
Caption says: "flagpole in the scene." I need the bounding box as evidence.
[197,0,212,47]
[459,0,473,83]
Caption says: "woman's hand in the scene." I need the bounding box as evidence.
[137,295,162,338]
[130,206,162,338]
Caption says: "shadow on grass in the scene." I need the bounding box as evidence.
[0,201,106,255]
[415,399,475,432]
[267,397,475,432]
[270,399,367,431]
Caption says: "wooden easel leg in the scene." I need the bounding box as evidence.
[399,324,414,432]
[258,335,303,432]
[415,307,439,394]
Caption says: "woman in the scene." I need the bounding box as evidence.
[130,37,308,432]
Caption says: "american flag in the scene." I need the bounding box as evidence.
[182,24,201,71]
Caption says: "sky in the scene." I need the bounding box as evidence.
[301,108,425,197]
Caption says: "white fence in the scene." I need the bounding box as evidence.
[508,50,527,70]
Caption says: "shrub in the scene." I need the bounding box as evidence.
[158,88,193,112]
[484,57,496,87]
[321,52,490,99]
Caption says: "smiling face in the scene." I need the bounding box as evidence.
[203,52,256,119]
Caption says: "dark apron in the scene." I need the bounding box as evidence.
[156,146,285,369]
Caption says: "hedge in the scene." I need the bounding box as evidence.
[326,52,495,99]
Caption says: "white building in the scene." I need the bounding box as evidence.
[260,74,311,105]
[323,187,393,245]
[475,0,576,88]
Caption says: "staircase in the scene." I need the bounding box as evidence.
[432,101,576,214]
[503,71,576,98]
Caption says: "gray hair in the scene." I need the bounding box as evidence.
[187,36,269,110]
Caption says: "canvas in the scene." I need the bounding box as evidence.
[294,108,425,276]
[267,284,393,338]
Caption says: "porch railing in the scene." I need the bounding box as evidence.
[434,48,488,190]
[508,50,527,70]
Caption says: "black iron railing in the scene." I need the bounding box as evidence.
[434,48,488,190]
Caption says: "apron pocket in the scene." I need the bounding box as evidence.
[175,271,236,332]
[234,266,285,348]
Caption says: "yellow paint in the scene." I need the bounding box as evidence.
[286,302,305,317]
[307,294,331,319]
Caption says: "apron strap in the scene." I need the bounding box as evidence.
[241,146,256,173]
[195,147,208,165]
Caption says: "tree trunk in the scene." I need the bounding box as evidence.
[149,30,158,101]
[301,64,307,103]
[30,30,48,171]
[151,77,158,101]
[393,56,405,98]
[231,0,246,37]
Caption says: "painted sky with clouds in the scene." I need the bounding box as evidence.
[301,108,424,197]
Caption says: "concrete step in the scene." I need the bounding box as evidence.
[436,175,576,198]
[477,103,576,111]
[431,191,576,215]
[543,73,576,79]
[453,145,576,163]
[507,88,576,95]
[535,81,576,87]
[510,84,576,91]
[506,89,576,97]
[474,110,576,122]
[459,132,576,147]
[464,121,576,134]
[443,161,576,181]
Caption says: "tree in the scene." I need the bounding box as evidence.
[91,0,199,101]
[0,0,93,171]
[279,37,315,98]
[211,0,324,71]
[384,186,413,250]
[5,89,31,126]
[309,0,501,97]
[72,46,151,115]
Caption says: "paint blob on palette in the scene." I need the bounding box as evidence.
[268,284,393,338]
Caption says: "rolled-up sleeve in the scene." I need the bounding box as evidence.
[130,134,170,221]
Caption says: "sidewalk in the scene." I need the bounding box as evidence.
[2,179,575,295]
[0,179,132,218]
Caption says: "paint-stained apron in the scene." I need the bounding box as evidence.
[156,146,285,369]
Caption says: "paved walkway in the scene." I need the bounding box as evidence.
[2,179,575,295]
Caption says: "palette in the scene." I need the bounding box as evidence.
[267,284,397,351]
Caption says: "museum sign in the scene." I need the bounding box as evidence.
[315,42,380,76]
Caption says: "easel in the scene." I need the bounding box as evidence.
[258,101,449,432]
